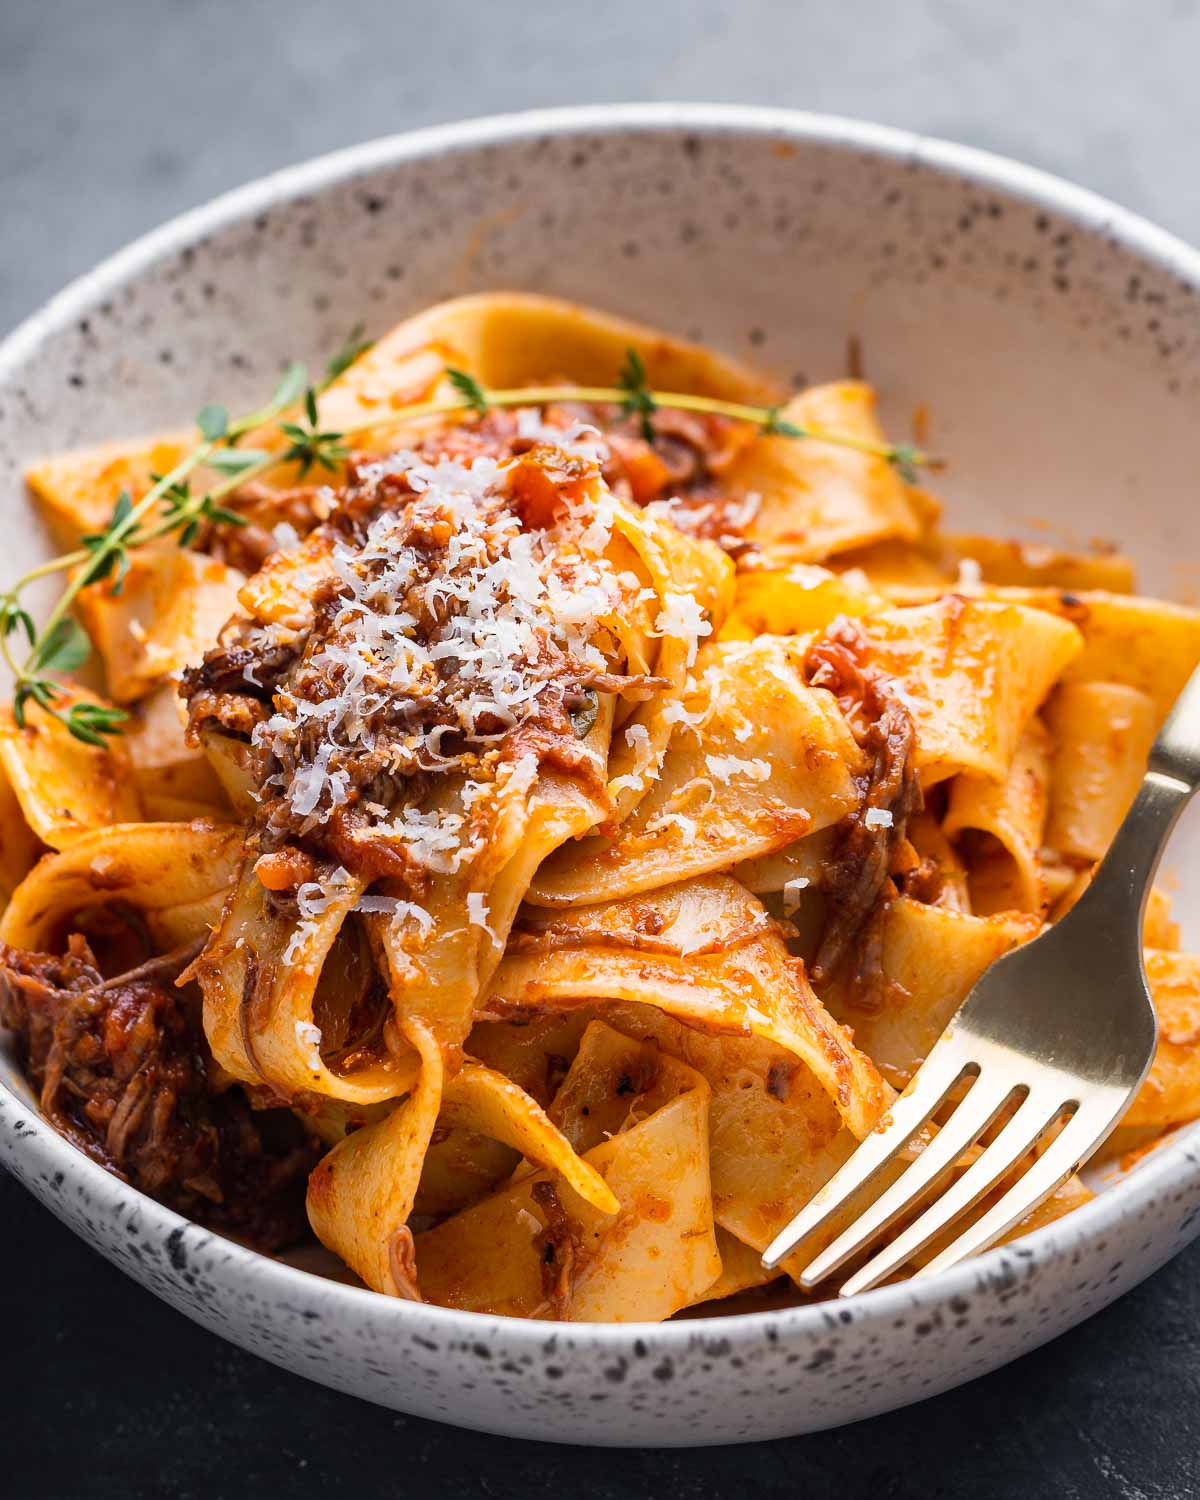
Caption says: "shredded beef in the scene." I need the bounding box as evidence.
[532,1178,581,1318]
[897,854,947,906]
[204,481,333,573]
[0,936,319,1250]
[186,641,297,700]
[183,687,270,740]
[805,620,923,1005]
[597,406,758,551]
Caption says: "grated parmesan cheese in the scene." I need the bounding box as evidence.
[704,753,771,784]
[272,522,303,554]
[354,895,435,936]
[661,698,706,731]
[608,772,646,796]
[515,408,608,463]
[467,891,499,947]
[283,867,356,963]
[782,876,811,915]
[863,807,894,829]
[645,810,699,840]
[654,592,712,668]
[785,564,835,590]
[295,1019,323,1072]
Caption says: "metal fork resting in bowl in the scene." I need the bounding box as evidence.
[761,666,1200,1296]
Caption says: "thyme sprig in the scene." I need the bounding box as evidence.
[280,386,351,477]
[618,349,658,442]
[429,363,935,482]
[2,332,938,744]
[446,367,489,416]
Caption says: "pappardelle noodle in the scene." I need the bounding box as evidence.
[2,293,1198,1321]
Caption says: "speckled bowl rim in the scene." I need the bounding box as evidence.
[3,102,1200,1352]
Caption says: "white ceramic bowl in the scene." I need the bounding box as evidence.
[2,104,1199,1447]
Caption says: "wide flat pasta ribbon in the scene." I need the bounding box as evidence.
[76,544,245,703]
[123,683,229,823]
[0,689,140,848]
[417,1021,720,1320]
[731,824,837,896]
[370,768,608,1056]
[490,874,889,1141]
[0,760,43,902]
[1123,951,1200,1130]
[192,855,418,1107]
[438,1061,618,1215]
[0,820,241,955]
[818,895,1041,1089]
[27,432,209,545]
[306,1023,445,1295]
[1044,681,1157,862]
[530,639,863,906]
[937,533,1135,593]
[598,503,735,827]
[344,291,781,412]
[726,382,923,562]
[236,530,338,631]
[719,563,885,642]
[875,584,1200,725]
[468,999,892,1288]
[827,598,1082,785]
[944,718,1052,915]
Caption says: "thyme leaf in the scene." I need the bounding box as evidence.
[270,361,308,411]
[207,446,274,476]
[617,349,657,442]
[323,324,374,387]
[763,406,806,439]
[888,443,922,485]
[79,489,135,591]
[196,404,229,442]
[62,700,129,747]
[29,616,90,676]
[568,688,600,740]
[0,597,36,645]
[447,367,489,415]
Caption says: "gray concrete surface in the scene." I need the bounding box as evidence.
[3,3,1200,1497]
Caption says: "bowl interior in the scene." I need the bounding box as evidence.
[2,106,1198,1286]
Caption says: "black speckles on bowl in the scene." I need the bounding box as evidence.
[2,105,1200,1445]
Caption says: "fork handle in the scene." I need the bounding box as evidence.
[1079,663,1200,934]
[1151,660,1200,791]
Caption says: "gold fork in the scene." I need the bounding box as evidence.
[761,666,1200,1296]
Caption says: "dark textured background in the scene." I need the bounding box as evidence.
[4,3,1200,1495]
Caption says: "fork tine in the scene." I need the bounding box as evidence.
[836,1087,1063,1296]
[795,1071,1022,1289]
[909,1097,1124,1283]
[761,1041,971,1270]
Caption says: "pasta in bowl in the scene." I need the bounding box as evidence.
[3,289,1197,1325]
